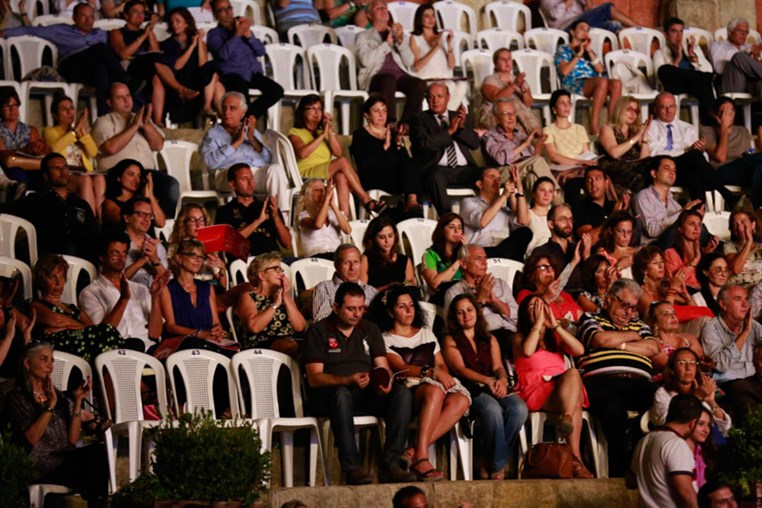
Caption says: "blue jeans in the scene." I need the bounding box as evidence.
[470,392,528,473]
[720,154,762,208]
[566,3,621,33]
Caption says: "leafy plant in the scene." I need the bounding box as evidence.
[0,428,36,508]
[723,405,762,495]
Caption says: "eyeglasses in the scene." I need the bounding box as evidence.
[180,252,205,261]
[536,264,554,272]
[711,266,729,274]
[497,111,516,117]
[2,102,19,109]
[264,266,284,274]
[131,211,154,220]
[185,217,206,225]
[554,216,573,223]
[611,293,638,313]
[626,106,639,114]
[675,360,697,367]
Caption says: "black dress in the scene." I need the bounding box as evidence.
[350,127,423,196]
[366,253,409,289]
[597,127,649,193]
[159,37,215,123]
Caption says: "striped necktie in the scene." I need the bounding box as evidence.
[439,114,458,168]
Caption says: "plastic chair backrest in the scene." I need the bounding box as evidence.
[0,256,32,299]
[289,257,335,291]
[0,213,38,266]
[307,43,357,92]
[386,1,419,32]
[512,48,557,99]
[347,219,369,248]
[166,349,239,417]
[418,301,440,330]
[60,255,96,306]
[335,25,364,52]
[265,129,303,189]
[153,218,175,245]
[5,35,58,80]
[52,351,92,406]
[476,28,524,51]
[604,50,654,84]
[486,257,524,290]
[460,49,494,87]
[230,0,262,24]
[287,23,337,48]
[232,349,307,419]
[588,28,618,57]
[618,27,665,55]
[449,30,473,69]
[158,140,198,194]
[524,27,569,56]
[484,0,531,33]
[714,27,761,45]
[265,43,306,91]
[93,19,126,30]
[434,0,476,34]
[251,25,279,45]
[95,349,169,423]
[31,15,73,26]
[681,27,712,52]
[396,218,437,265]
[230,259,249,286]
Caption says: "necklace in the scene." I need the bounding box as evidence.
[33,390,46,403]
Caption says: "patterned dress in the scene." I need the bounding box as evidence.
[598,127,648,193]
[555,44,601,95]
[241,292,295,350]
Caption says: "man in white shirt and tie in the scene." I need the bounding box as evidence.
[646,92,738,208]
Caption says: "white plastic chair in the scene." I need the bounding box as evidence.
[524,27,569,57]
[153,218,175,245]
[386,1,418,32]
[484,0,531,33]
[288,23,338,48]
[486,257,524,291]
[230,0,262,24]
[158,140,222,216]
[588,27,618,58]
[51,350,92,398]
[618,27,665,56]
[29,485,72,508]
[232,349,328,487]
[418,301,441,329]
[31,14,73,26]
[681,27,712,51]
[93,18,126,30]
[434,0,476,34]
[252,25,279,45]
[604,50,657,121]
[166,349,240,418]
[475,28,524,51]
[0,256,32,299]
[702,211,731,241]
[347,219,369,248]
[262,43,313,131]
[714,27,761,45]
[60,255,96,306]
[396,218,437,266]
[0,213,38,266]
[460,49,495,94]
[335,24,365,53]
[264,129,303,210]
[95,349,170,486]
[290,257,335,291]
[512,48,558,125]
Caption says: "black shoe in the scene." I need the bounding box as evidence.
[382,463,417,483]
[346,467,373,485]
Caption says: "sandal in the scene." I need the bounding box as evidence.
[179,87,200,101]
[572,456,594,479]
[400,448,415,470]
[363,199,388,216]
[489,470,505,481]
[411,458,444,482]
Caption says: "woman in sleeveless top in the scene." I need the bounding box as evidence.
[360,215,415,292]
[598,96,651,193]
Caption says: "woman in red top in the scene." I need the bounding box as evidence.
[517,253,583,323]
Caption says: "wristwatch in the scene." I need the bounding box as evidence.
[421,365,430,378]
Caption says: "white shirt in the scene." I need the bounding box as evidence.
[710,39,750,74]
[434,114,468,167]
[79,274,154,350]
[646,118,699,157]
[649,386,732,436]
[631,429,695,508]
[653,44,713,73]
[383,327,441,356]
[460,195,517,247]
[298,209,344,257]
[125,237,168,288]
[526,209,551,256]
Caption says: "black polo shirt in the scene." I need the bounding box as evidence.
[215,198,282,256]
[573,197,615,233]
[304,315,386,377]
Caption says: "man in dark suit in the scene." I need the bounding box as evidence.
[410,82,482,215]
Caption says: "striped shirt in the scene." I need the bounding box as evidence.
[576,310,655,379]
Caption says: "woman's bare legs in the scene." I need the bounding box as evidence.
[541,368,585,458]
[72,173,96,216]
[204,73,225,114]
[583,77,621,136]
[328,157,372,205]
[151,74,166,126]
[92,174,106,223]
[413,384,470,473]
[329,170,351,217]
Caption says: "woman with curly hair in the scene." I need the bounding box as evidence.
[517,252,583,323]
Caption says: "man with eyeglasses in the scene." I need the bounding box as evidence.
[80,230,169,353]
[207,0,284,119]
[576,278,660,477]
[12,153,99,263]
[698,480,738,508]
[122,196,168,288]
[710,17,762,97]
[701,284,762,422]
[532,203,591,291]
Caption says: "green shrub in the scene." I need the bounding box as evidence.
[0,428,36,508]
[724,405,762,494]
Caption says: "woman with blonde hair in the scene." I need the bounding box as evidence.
[168,203,227,289]
[598,95,651,192]
[236,251,305,357]
[296,178,352,259]
[478,47,537,132]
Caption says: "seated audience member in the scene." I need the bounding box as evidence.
[408,4,468,110]
[711,17,762,97]
[555,20,622,136]
[271,0,321,39]
[313,244,378,322]
[102,159,166,229]
[460,167,532,262]
[664,210,719,293]
[236,252,304,357]
[92,83,179,219]
[524,177,558,255]
[215,163,292,257]
[79,231,167,354]
[377,285,470,482]
[304,282,416,485]
[200,92,290,210]
[356,0,426,126]
[360,216,415,292]
[409,82,482,216]
[0,277,34,385]
[123,197,169,288]
[720,345,762,424]
[574,167,630,245]
[478,48,537,132]
[595,211,638,277]
[649,302,707,375]
[724,209,762,286]
[0,0,31,28]
[317,0,368,28]
[701,284,762,420]
[650,347,729,434]
[168,204,228,289]
[577,278,659,476]
[628,394,702,508]
[444,245,519,351]
[514,295,593,478]
[632,245,696,316]
[100,0,126,18]
[688,407,719,490]
[698,481,739,508]
[207,0,283,119]
[539,0,636,32]
[422,213,464,305]
[0,87,49,190]
[646,93,737,206]
[480,99,557,193]
[350,96,424,215]
[578,254,619,312]
[159,238,232,355]
[0,3,128,114]
[4,342,110,506]
[693,253,729,315]
[517,252,583,323]
[532,203,591,291]
[32,254,124,361]
[43,96,103,220]
[598,96,651,193]
[297,178,351,259]
[703,97,762,208]
[289,95,383,217]
[633,156,698,248]
[12,153,99,263]
[442,293,529,480]
[654,18,716,126]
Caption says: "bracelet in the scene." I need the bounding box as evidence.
[72,411,82,418]
[515,192,525,198]
[553,323,561,330]
[530,326,542,334]
[629,138,636,146]
[44,405,54,413]
[150,261,160,267]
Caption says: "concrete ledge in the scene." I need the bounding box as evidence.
[270,478,638,508]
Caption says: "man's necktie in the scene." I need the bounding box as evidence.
[439,114,458,168]
[666,124,673,152]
